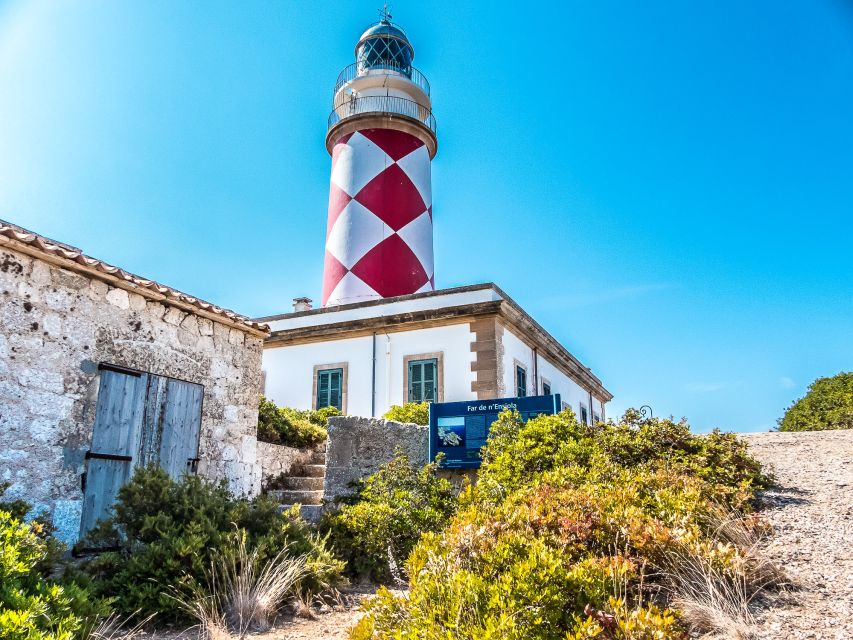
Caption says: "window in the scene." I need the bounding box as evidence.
[542,381,551,396]
[408,358,438,402]
[516,365,527,397]
[580,403,589,425]
[316,368,343,411]
[593,413,601,424]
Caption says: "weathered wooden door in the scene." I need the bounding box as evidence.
[139,376,203,477]
[80,366,204,538]
[79,368,148,535]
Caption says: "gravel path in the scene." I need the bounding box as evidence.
[741,429,853,640]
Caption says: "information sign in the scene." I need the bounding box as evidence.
[428,394,562,469]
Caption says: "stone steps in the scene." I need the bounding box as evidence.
[289,464,326,478]
[269,489,324,505]
[267,446,328,522]
[276,475,324,491]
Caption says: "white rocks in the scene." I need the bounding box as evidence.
[105,287,130,309]
[743,430,853,640]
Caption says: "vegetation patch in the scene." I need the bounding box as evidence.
[778,371,853,431]
[382,402,429,426]
[320,451,456,582]
[351,409,779,639]
[78,466,344,622]
[257,396,338,448]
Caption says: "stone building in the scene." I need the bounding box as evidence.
[0,220,269,544]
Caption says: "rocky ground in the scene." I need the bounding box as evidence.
[742,429,853,640]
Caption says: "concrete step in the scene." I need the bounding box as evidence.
[268,489,323,505]
[308,450,327,465]
[282,503,323,523]
[278,476,324,491]
[289,464,326,478]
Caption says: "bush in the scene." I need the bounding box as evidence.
[0,510,92,640]
[353,409,775,639]
[320,451,456,582]
[382,402,429,425]
[257,396,337,448]
[79,466,344,621]
[778,371,853,431]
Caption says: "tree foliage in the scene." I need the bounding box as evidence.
[778,372,853,432]
[321,451,456,582]
[257,396,338,447]
[382,402,429,425]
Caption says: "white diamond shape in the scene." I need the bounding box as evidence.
[326,199,392,269]
[414,280,433,294]
[326,271,381,307]
[330,131,391,197]
[397,211,434,278]
[396,145,431,209]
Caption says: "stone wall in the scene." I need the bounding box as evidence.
[323,416,428,503]
[257,440,318,490]
[0,244,265,544]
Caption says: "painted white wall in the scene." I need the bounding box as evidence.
[262,323,476,418]
[501,326,608,423]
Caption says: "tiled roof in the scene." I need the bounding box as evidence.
[0,220,269,335]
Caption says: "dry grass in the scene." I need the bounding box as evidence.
[176,534,314,640]
[80,612,154,640]
[661,508,791,639]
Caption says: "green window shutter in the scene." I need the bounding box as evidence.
[317,368,343,410]
[516,366,527,397]
[543,382,551,396]
[408,358,437,403]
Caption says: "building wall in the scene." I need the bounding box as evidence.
[263,322,476,417]
[0,246,264,544]
[500,325,607,422]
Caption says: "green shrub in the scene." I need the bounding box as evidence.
[321,451,456,582]
[80,466,344,621]
[778,371,853,431]
[382,402,429,425]
[353,409,772,639]
[257,396,337,448]
[0,510,85,640]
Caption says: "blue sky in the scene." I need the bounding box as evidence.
[1,1,851,432]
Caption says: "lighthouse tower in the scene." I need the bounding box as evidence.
[321,12,437,307]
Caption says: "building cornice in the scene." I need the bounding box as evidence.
[263,285,613,402]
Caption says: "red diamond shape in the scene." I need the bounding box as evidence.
[327,184,352,237]
[351,234,428,298]
[354,164,426,231]
[360,128,423,161]
[322,251,348,306]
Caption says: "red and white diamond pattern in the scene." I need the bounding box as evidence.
[322,128,434,306]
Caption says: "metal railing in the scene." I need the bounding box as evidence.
[332,62,430,97]
[328,95,437,135]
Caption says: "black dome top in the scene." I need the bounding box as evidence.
[355,19,414,69]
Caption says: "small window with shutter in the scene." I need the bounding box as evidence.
[408,358,437,403]
[316,368,343,411]
[516,365,527,397]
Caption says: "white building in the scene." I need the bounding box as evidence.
[259,284,611,423]
[260,16,612,421]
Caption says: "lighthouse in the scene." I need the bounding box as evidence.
[321,12,437,307]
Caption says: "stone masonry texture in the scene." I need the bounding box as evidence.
[323,416,428,504]
[0,246,264,544]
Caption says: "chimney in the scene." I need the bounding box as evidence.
[292,297,313,312]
